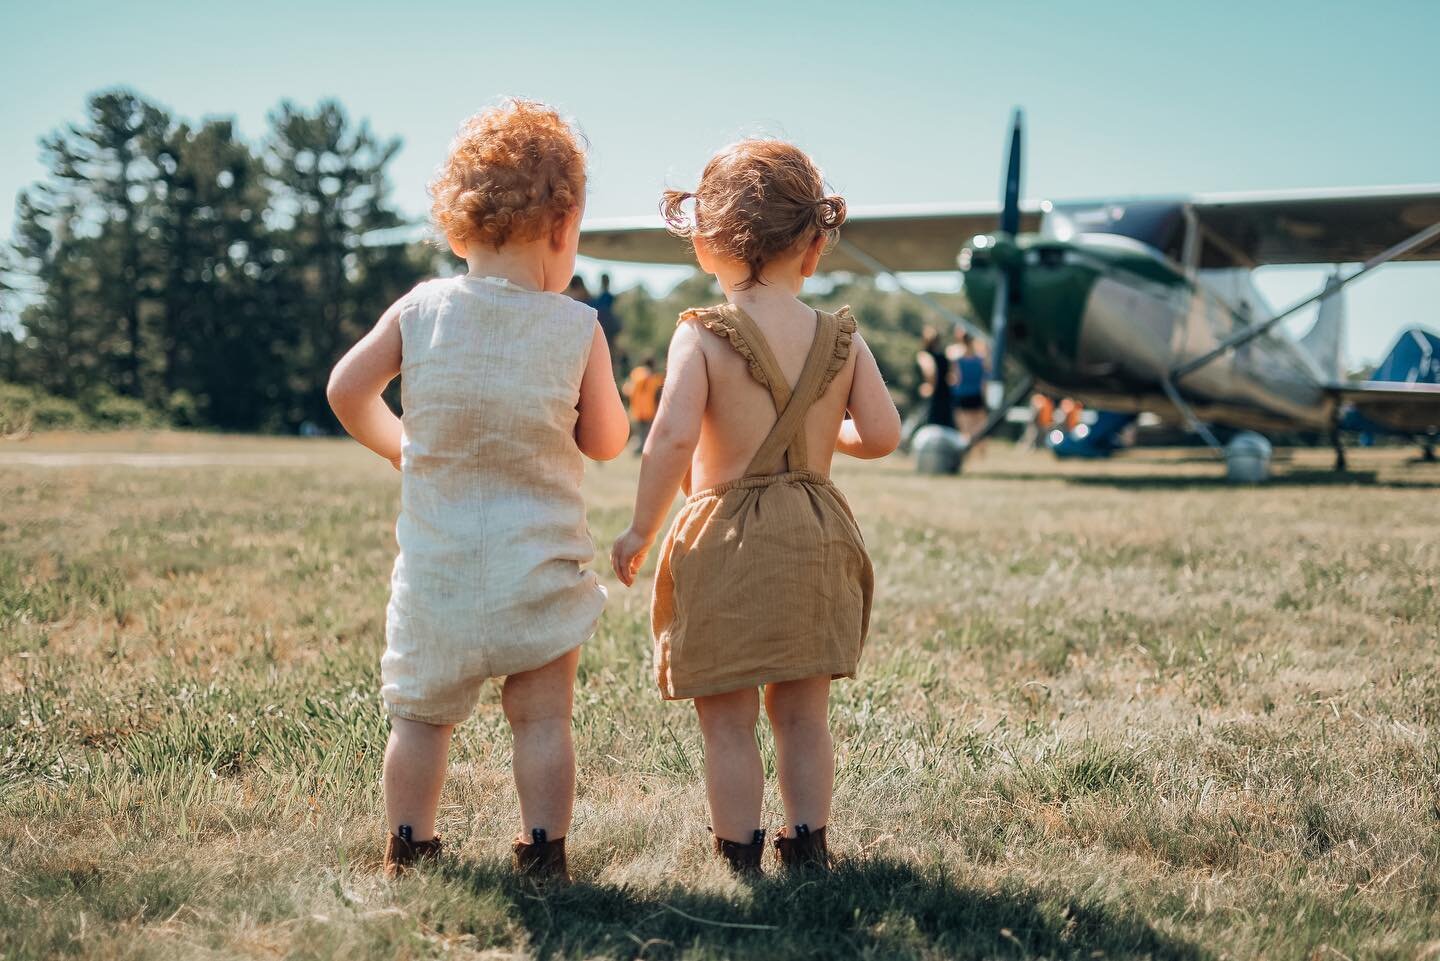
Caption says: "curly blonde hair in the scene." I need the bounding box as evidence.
[661,139,846,289]
[429,99,587,250]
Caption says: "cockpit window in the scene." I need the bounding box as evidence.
[1045,202,1187,262]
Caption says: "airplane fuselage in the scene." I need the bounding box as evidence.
[961,232,1338,433]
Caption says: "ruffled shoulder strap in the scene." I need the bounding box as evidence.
[678,303,782,393]
[812,306,857,399]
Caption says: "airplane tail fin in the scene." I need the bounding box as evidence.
[1301,271,1345,381]
[1336,326,1440,436]
[1370,327,1440,385]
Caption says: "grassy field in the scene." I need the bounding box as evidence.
[2,432,1438,960]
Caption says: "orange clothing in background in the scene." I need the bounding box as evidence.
[1060,398,1084,431]
[624,366,664,422]
[1033,394,1055,429]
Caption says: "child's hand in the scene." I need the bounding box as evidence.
[610,526,652,587]
[389,454,402,471]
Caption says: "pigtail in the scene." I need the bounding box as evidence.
[816,194,847,231]
[661,189,696,237]
[814,193,846,254]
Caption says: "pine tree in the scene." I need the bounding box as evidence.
[40,90,172,399]
[7,189,102,395]
[265,100,430,429]
[151,117,279,428]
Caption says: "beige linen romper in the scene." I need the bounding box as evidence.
[651,303,874,700]
[382,275,607,725]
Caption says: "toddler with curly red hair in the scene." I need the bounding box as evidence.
[328,99,629,882]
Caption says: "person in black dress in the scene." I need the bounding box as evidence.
[915,326,955,429]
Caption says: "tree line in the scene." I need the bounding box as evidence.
[1,90,944,434]
[0,89,434,432]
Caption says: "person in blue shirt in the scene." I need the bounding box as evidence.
[949,330,988,450]
[592,273,619,344]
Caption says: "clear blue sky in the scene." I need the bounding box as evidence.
[3,0,1438,364]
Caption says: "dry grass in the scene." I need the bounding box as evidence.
[2,432,1438,960]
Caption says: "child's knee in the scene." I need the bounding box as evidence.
[695,691,759,740]
[768,706,827,737]
[501,652,579,726]
[501,684,571,729]
[764,686,829,734]
[502,697,570,731]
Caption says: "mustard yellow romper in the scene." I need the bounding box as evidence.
[651,303,874,700]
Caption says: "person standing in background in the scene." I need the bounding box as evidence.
[623,355,664,455]
[592,273,619,344]
[915,327,955,429]
[1021,392,1056,449]
[949,330,988,453]
[1060,396,1084,432]
[564,274,591,302]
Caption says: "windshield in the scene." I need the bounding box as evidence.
[1044,201,1187,262]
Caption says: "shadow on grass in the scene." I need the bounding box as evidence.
[439,856,1209,961]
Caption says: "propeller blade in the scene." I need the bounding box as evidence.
[985,108,1024,411]
[985,270,1010,411]
[999,109,1023,236]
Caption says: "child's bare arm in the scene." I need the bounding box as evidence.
[327,301,404,468]
[575,322,629,461]
[610,322,707,586]
[837,334,901,459]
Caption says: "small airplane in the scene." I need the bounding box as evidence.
[577,111,1440,478]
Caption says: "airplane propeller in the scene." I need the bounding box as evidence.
[963,108,1036,453]
[985,108,1024,412]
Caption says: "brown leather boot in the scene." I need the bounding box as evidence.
[774,824,830,872]
[383,830,443,879]
[512,828,570,885]
[712,829,766,876]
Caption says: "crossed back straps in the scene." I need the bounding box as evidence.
[685,303,854,477]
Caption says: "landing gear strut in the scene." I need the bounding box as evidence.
[1423,442,1437,463]
[1330,428,1348,472]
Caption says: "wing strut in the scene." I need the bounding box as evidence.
[1160,376,1223,456]
[833,238,988,340]
[1170,218,1440,384]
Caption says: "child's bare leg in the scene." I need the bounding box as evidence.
[502,647,580,838]
[694,688,763,842]
[384,717,456,840]
[764,676,833,835]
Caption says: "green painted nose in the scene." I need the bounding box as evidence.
[959,236,1095,378]
[960,233,1022,273]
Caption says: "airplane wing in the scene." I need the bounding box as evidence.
[577,217,690,266]
[1331,381,1440,434]
[1190,185,1440,267]
[579,203,1044,273]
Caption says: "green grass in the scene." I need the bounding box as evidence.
[2,432,1439,960]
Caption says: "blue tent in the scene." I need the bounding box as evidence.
[1341,327,1440,436]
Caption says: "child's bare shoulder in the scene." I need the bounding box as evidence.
[676,304,728,332]
[673,305,734,353]
[677,305,761,380]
